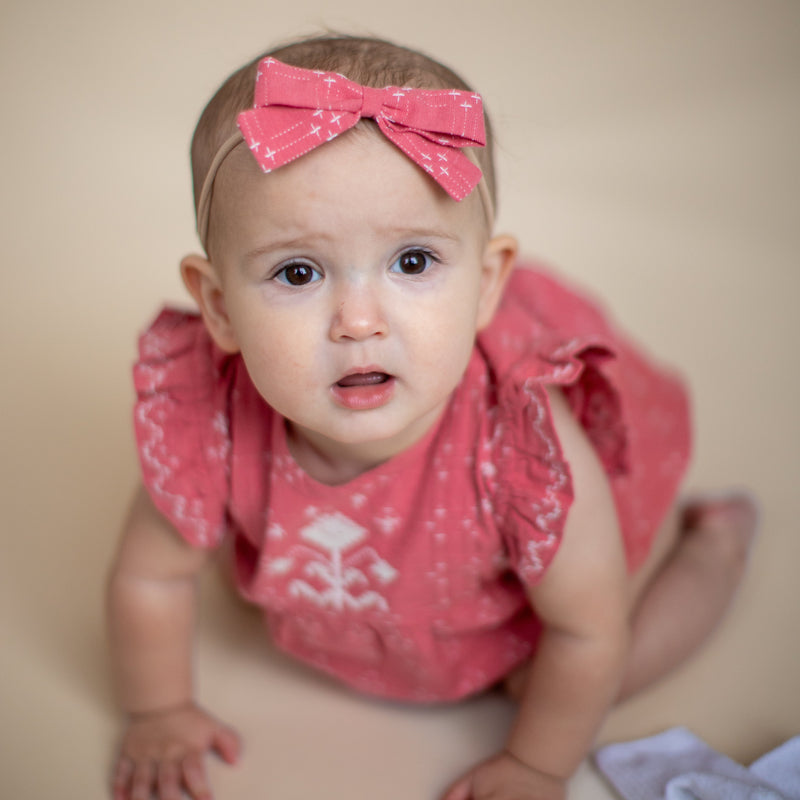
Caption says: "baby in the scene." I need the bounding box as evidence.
[107,33,757,800]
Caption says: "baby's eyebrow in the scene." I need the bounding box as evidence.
[375,224,462,243]
[243,237,318,261]
[239,232,338,268]
[241,226,461,265]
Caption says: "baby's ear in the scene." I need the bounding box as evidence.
[476,234,518,330]
[180,254,240,353]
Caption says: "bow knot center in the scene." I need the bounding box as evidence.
[360,86,386,120]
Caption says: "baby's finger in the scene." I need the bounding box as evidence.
[111,756,134,800]
[129,760,155,800]
[212,724,242,764]
[157,760,183,800]
[182,752,212,800]
[440,774,473,800]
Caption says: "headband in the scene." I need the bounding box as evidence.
[196,57,494,250]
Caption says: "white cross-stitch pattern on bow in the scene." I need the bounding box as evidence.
[275,512,398,611]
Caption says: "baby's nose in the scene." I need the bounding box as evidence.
[329,281,388,342]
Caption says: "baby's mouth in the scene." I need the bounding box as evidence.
[331,370,396,410]
[335,371,392,388]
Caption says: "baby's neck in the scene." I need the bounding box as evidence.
[284,427,392,485]
[289,440,379,485]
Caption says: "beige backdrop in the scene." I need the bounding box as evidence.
[1,1,798,797]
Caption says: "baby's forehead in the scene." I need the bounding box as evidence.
[208,130,486,255]
[213,123,386,197]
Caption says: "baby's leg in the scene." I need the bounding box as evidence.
[617,492,758,701]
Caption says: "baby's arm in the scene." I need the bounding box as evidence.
[107,486,240,800]
[443,388,630,800]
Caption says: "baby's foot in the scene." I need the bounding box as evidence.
[679,491,760,581]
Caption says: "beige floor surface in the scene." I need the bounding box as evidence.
[2,2,798,798]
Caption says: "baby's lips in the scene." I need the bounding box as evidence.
[330,371,396,410]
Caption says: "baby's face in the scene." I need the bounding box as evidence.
[207,130,507,470]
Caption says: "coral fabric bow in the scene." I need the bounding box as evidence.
[236,57,486,201]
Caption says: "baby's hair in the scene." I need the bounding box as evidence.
[190,33,497,238]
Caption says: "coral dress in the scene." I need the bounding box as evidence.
[133,262,691,702]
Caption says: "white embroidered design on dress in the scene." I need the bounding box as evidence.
[269,512,398,611]
[375,508,401,534]
[517,381,568,582]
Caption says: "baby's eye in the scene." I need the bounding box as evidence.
[389,249,435,275]
[274,262,322,286]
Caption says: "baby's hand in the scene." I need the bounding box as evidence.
[111,702,241,800]
[441,750,566,800]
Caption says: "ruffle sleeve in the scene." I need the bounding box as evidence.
[132,308,232,548]
[493,377,575,587]
[480,264,631,586]
[480,262,691,578]
[480,264,629,472]
[490,349,626,587]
